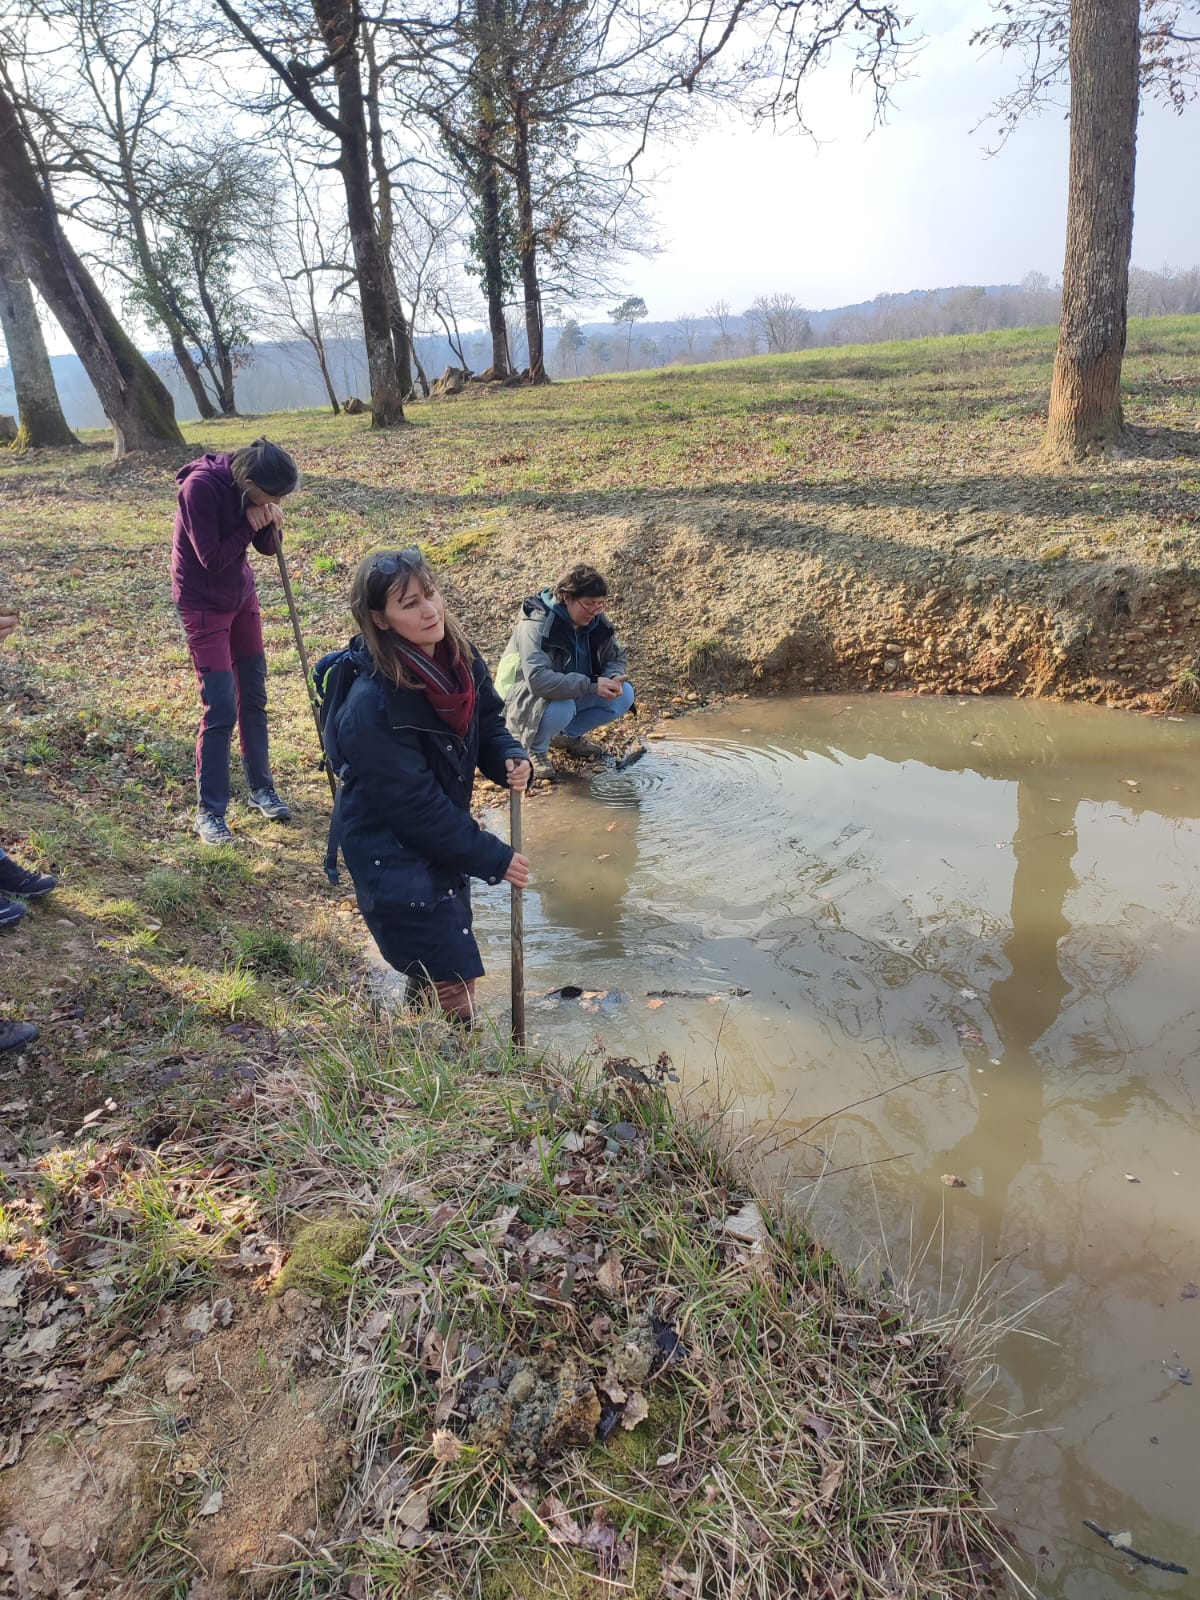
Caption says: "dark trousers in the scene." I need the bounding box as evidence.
[178,603,273,816]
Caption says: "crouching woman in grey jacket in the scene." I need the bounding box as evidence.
[330,548,531,1022]
[495,562,634,782]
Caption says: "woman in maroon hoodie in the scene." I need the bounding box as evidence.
[171,437,299,844]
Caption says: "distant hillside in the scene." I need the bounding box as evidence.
[1,283,1033,429]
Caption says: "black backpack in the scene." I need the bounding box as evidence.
[311,645,361,884]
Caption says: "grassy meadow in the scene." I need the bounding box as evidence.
[3,318,1199,1595]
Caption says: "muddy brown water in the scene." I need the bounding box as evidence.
[466,695,1200,1597]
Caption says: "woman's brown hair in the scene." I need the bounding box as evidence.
[349,547,472,689]
[553,562,608,602]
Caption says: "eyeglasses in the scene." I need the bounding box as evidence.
[370,547,422,578]
[572,595,607,611]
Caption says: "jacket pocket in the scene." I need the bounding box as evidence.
[359,852,437,913]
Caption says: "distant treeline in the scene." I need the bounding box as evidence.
[4,266,1199,429]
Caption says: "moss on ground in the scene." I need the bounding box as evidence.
[274,1215,371,1304]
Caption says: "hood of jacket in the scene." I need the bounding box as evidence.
[175,452,236,492]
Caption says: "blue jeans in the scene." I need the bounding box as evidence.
[530,682,635,753]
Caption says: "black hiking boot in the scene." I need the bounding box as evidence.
[0,1020,38,1053]
[0,857,57,898]
[0,897,27,928]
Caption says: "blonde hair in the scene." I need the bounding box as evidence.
[348,547,471,689]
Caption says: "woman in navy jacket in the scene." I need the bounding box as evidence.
[331,547,531,1023]
[171,437,299,844]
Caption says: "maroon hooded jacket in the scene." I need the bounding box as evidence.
[171,453,280,612]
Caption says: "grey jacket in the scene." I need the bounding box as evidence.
[496,591,629,749]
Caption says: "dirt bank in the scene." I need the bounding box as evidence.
[446,478,1200,727]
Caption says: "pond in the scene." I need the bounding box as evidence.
[465,693,1200,1597]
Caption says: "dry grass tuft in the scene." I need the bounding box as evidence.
[241,1017,1011,1600]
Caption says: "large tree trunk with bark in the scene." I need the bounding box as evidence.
[479,155,511,378]
[313,0,406,427]
[0,238,79,449]
[1044,0,1139,460]
[364,35,416,402]
[511,104,546,384]
[0,82,182,456]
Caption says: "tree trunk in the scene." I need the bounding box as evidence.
[512,102,546,384]
[313,0,405,427]
[303,272,340,414]
[195,266,238,414]
[120,161,217,419]
[308,333,341,414]
[479,156,511,378]
[0,237,79,449]
[0,81,183,456]
[168,326,218,419]
[363,32,415,402]
[1044,0,1139,460]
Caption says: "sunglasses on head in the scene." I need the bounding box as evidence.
[370,547,422,578]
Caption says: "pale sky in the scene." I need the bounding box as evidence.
[22,0,1200,359]
[617,0,1200,319]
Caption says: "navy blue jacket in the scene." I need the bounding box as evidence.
[332,643,526,916]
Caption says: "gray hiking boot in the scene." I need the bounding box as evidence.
[195,810,234,846]
[550,734,606,759]
[0,1020,38,1052]
[529,751,558,783]
[248,785,291,821]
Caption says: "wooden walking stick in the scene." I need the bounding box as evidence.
[273,530,336,801]
[510,787,525,1049]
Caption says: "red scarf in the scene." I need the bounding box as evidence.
[396,639,476,739]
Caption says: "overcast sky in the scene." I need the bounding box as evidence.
[621,0,1200,320]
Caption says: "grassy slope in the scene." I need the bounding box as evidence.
[4,319,1197,1595]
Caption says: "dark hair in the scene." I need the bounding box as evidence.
[553,562,609,602]
[348,546,471,689]
[230,437,300,498]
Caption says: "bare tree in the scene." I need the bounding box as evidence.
[674,310,700,360]
[0,66,182,454]
[255,154,344,414]
[215,0,409,426]
[745,292,810,353]
[706,297,733,358]
[12,0,234,417]
[0,240,78,448]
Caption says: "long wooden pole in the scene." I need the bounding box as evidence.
[274,531,337,800]
[510,788,525,1048]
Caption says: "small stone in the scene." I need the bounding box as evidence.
[163,1365,197,1397]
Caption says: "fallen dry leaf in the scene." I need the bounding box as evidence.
[539,1493,583,1545]
[817,1461,844,1504]
[941,1174,967,1189]
[396,1490,430,1532]
[579,1507,631,1578]
[662,1561,700,1599]
[800,1412,833,1442]
[596,1254,624,1298]
[621,1391,650,1430]
[646,997,666,1010]
[723,1201,766,1242]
